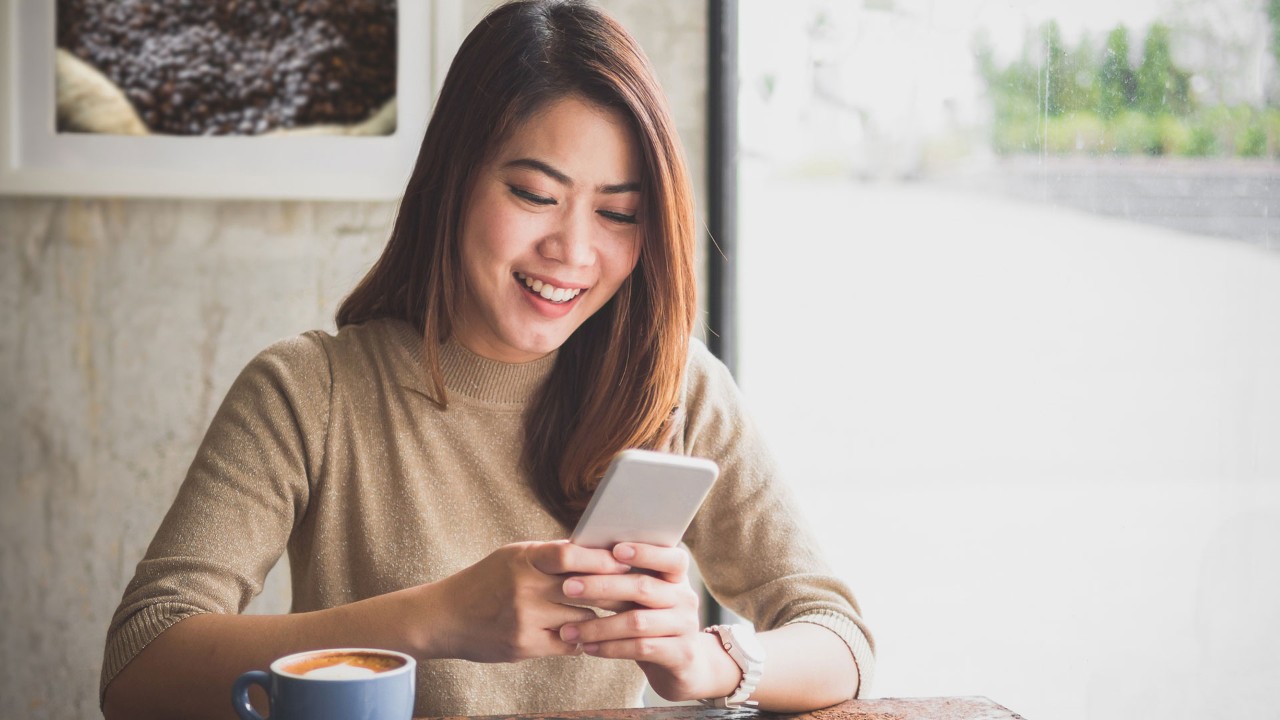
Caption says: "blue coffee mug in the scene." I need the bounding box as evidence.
[232,648,415,720]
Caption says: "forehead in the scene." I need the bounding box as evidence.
[494,95,642,182]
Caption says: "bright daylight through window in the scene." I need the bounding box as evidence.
[736,2,1279,719]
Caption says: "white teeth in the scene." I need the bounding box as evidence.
[516,272,583,303]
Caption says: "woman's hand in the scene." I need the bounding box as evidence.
[427,541,631,663]
[554,543,742,702]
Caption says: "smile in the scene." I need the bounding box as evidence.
[515,272,585,304]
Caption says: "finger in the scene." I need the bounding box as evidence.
[612,543,689,581]
[559,608,697,645]
[528,542,632,576]
[581,636,692,666]
[509,605,600,660]
[535,629,593,658]
[544,603,601,630]
[564,598,638,614]
[514,625,588,661]
[554,572,651,604]
[562,572,680,610]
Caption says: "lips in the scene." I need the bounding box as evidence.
[514,272,586,304]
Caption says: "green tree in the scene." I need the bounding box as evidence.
[1066,35,1101,115]
[1041,21,1071,116]
[1271,1,1280,72]
[1098,26,1137,119]
[1137,23,1193,116]
[973,31,998,83]
[1270,0,1280,105]
[1034,23,1100,116]
[973,29,1045,153]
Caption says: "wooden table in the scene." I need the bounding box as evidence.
[429,697,1025,720]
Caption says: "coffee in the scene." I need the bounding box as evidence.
[236,648,415,720]
[281,651,407,678]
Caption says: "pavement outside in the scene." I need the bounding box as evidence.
[737,171,1280,720]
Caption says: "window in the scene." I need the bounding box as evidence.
[736,2,1280,718]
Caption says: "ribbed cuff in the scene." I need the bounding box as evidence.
[99,603,208,707]
[785,610,876,697]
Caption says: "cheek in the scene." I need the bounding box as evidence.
[600,235,641,287]
[463,211,525,279]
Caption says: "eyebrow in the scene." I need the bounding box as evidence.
[503,158,641,195]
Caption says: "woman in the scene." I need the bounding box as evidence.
[101,2,874,717]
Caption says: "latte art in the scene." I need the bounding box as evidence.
[280,651,406,679]
[304,662,379,679]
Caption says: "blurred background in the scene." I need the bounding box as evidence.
[735,1,1279,719]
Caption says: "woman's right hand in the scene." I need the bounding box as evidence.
[423,541,631,662]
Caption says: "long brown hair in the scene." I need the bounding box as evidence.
[337,0,697,526]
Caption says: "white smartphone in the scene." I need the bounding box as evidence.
[569,449,719,549]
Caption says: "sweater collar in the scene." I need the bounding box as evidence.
[390,319,557,405]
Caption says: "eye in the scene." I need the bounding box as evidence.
[598,210,638,225]
[508,185,555,206]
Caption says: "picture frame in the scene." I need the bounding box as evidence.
[0,0,463,200]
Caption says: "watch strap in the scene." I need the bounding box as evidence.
[699,624,765,709]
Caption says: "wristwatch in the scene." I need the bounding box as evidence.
[699,624,766,708]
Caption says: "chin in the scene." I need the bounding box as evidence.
[507,331,572,359]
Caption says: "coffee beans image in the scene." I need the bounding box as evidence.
[55,0,397,136]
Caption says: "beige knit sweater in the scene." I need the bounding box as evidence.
[101,318,874,715]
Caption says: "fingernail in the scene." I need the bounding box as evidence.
[614,544,636,561]
[560,625,579,642]
[564,578,584,596]
[582,643,600,655]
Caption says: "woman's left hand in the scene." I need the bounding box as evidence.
[556,543,740,702]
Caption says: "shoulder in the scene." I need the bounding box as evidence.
[252,317,417,384]
[684,335,721,373]
[680,336,741,410]
[235,318,407,394]
[218,321,415,453]
[242,329,331,387]
[674,336,754,454]
[311,316,414,362]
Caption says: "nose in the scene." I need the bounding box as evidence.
[540,205,595,267]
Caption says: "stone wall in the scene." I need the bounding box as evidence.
[958,157,1280,251]
[0,2,707,716]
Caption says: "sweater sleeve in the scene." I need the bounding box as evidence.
[678,340,876,696]
[99,332,331,703]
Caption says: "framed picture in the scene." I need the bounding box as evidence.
[0,1,463,200]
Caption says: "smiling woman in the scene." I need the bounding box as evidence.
[453,96,643,364]
[334,0,701,529]
[97,2,873,719]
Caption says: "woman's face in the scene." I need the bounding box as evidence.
[453,95,643,364]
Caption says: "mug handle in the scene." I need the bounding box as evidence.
[231,670,271,720]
